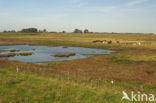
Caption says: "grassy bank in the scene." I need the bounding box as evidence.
[0,66,156,103]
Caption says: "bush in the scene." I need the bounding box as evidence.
[21,28,38,33]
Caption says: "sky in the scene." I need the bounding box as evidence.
[0,0,156,33]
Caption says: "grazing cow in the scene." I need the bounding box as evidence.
[142,42,151,46]
[116,41,120,44]
[137,42,141,45]
[108,40,112,44]
[142,42,152,46]
[93,40,107,43]
[146,42,152,46]
[97,40,104,43]
[93,41,97,43]
[102,40,107,43]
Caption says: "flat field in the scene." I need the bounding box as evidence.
[0,32,156,103]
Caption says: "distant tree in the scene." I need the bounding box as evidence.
[73,29,82,33]
[73,29,79,33]
[43,29,47,32]
[11,30,16,32]
[39,30,42,33]
[3,30,7,33]
[21,28,38,33]
[39,29,47,33]
[62,31,66,33]
[84,29,89,33]
[79,30,83,33]
[49,31,57,33]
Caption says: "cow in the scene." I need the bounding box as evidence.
[93,40,107,43]
[144,42,152,46]
[107,40,112,44]
[137,42,141,45]
[116,41,120,44]
[102,40,107,43]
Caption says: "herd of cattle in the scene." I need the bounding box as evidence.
[92,40,152,46]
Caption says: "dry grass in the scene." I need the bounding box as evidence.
[10,49,20,52]
[0,53,16,57]
[54,53,76,57]
[17,52,32,56]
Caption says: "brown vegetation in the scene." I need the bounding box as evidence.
[54,53,76,57]
[17,52,32,56]
[10,49,20,52]
[0,53,16,57]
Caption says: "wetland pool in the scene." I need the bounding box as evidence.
[0,45,115,64]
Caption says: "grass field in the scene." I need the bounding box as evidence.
[0,32,156,103]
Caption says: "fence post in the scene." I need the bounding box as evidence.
[68,71,70,82]
[16,66,19,73]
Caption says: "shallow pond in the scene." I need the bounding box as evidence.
[0,45,114,64]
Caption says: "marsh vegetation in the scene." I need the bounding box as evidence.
[17,52,32,56]
[54,52,76,57]
[0,32,156,103]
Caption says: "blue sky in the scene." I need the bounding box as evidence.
[0,0,156,33]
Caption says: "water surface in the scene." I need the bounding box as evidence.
[0,45,114,64]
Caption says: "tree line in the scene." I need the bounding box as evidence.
[2,28,91,33]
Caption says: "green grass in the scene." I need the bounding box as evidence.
[0,69,155,103]
[111,56,135,64]
[0,69,120,103]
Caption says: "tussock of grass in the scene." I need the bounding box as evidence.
[0,52,32,57]
[63,46,68,48]
[54,53,76,57]
[0,53,16,57]
[17,52,32,56]
[10,49,20,52]
[0,50,9,53]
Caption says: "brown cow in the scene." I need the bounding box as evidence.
[108,40,112,44]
